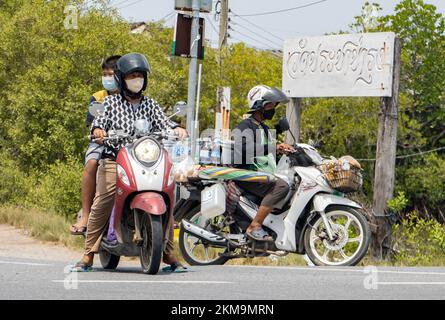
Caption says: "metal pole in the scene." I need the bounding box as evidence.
[187,0,200,158]
[194,63,203,132]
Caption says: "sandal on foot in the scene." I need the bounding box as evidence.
[246,228,274,242]
[161,261,189,273]
[70,261,93,272]
[70,225,87,236]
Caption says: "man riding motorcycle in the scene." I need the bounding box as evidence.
[72,53,187,272]
[232,85,295,242]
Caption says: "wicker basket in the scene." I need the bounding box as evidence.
[317,162,363,193]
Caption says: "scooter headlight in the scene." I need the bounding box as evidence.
[134,138,161,165]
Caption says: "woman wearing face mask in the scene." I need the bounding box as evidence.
[72,53,187,272]
[232,85,295,242]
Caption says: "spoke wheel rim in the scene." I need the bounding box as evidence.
[309,210,364,266]
[182,212,226,264]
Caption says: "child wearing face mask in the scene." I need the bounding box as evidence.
[70,55,122,236]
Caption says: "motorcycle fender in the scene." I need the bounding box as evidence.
[312,193,362,213]
[130,192,166,215]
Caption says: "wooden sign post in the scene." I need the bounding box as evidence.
[282,33,400,260]
[372,38,401,259]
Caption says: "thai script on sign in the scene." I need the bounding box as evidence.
[282,33,395,98]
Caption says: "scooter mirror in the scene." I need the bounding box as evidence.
[89,102,105,117]
[172,101,188,118]
[134,119,152,136]
[275,117,290,134]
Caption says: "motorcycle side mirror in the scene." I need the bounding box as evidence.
[134,119,152,136]
[88,102,105,117]
[169,101,188,119]
[307,139,321,148]
[275,117,290,134]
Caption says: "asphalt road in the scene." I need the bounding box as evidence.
[2,256,445,300]
[1,225,445,300]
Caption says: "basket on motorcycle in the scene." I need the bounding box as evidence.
[317,156,363,193]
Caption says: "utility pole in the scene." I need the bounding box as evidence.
[187,0,200,158]
[372,38,401,260]
[216,0,229,134]
[285,98,301,144]
[218,0,229,49]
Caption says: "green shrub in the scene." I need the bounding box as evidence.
[398,154,445,218]
[392,212,445,266]
[28,158,83,219]
[0,152,34,205]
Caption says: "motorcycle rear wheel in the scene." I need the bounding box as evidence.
[179,206,230,266]
[99,250,120,270]
[140,214,163,274]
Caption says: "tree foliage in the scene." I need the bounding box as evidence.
[0,0,443,220]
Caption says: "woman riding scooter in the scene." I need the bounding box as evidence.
[72,53,187,272]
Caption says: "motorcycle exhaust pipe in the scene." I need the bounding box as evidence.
[181,219,228,247]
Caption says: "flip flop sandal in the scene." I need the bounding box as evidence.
[161,261,189,273]
[246,228,274,242]
[70,225,87,236]
[70,261,93,272]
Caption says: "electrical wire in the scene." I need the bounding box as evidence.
[229,12,284,42]
[229,20,282,49]
[230,28,281,51]
[233,0,329,17]
[356,146,445,162]
[117,0,147,10]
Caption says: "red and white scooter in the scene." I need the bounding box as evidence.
[89,102,186,274]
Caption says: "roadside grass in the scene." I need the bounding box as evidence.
[0,205,84,251]
[2,205,445,267]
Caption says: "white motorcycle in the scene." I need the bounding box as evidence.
[175,120,371,267]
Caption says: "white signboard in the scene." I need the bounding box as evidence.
[282,32,396,97]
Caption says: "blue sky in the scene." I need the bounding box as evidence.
[111,0,445,50]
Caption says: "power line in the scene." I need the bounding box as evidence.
[356,146,445,162]
[230,28,280,51]
[229,20,282,49]
[117,0,146,10]
[233,0,329,17]
[229,12,284,42]
[113,0,135,8]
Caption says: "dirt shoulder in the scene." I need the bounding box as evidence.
[0,224,82,262]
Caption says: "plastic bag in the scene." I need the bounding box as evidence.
[173,156,199,183]
[252,153,277,174]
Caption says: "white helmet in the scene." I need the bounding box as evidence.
[247,85,289,113]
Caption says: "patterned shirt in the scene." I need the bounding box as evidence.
[91,93,177,160]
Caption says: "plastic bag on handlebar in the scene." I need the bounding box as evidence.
[173,155,198,183]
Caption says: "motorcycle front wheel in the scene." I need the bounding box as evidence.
[140,214,163,274]
[304,206,371,266]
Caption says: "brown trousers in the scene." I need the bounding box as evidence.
[84,159,175,257]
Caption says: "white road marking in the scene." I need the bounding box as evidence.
[52,280,232,284]
[378,282,445,285]
[0,260,52,266]
[225,265,445,276]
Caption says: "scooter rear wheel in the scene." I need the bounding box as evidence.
[99,250,120,270]
[140,214,163,274]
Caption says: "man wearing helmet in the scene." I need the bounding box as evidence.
[233,85,295,241]
[73,53,187,271]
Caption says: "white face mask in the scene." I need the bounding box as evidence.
[125,77,144,93]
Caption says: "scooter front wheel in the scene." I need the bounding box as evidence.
[140,214,163,274]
